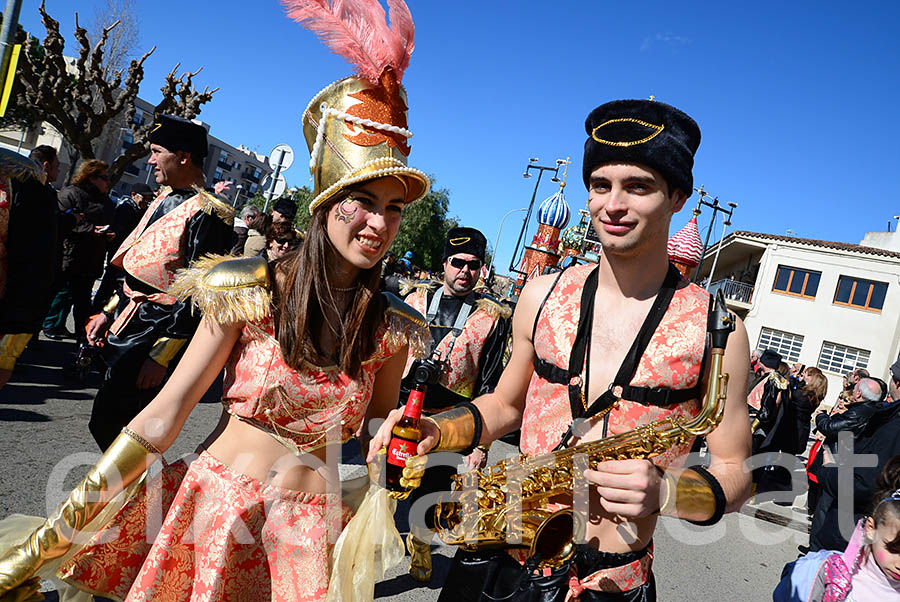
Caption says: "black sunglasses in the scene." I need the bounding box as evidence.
[274,237,295,245]
[448,257,482,271]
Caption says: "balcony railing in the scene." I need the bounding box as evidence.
[708,278,754,305]
[217,160,232,170]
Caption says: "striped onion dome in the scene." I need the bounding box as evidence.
[561,223,585,250]
[667,215,703,267]
[536,189,570,229]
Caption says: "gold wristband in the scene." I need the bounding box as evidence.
[148,337,187,368]
[424,405,476,452]
[121,427,163,457]
[659,467,718,523]
[102,293,120,314]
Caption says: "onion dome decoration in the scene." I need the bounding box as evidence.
[667,214,703,267]
[536,189,570,229]
[561,223,585,251]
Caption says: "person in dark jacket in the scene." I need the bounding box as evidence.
[42,160,115,340]
[809,389,900,552]
[815,378,884,448]
[0,146,61,388]
[90,182,154,314]
[230,204,260,255]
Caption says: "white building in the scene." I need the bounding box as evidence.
[695,230,900,399]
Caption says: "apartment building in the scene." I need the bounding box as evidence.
[0,95,272,207]
[695,230,900,399]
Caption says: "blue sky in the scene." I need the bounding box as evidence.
[21,1,900,272]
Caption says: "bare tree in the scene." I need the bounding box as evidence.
[89,0,139,79]
[11,1,218,183]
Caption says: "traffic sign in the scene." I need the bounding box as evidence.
[261,173,287,199]
[269,143,294,171]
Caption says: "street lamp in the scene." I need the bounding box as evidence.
[233,184,244,208]
[488,207,528,274]
[508,157,568,276]
[692,185,738,286]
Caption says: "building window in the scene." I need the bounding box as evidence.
[757,327,804,363]
[833,276,888,312]
[772,265,821,299]
[817,341,870,375]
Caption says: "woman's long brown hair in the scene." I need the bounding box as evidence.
[271,193,384,379]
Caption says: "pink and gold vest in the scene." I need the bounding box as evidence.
[403,288,505,400]
[521,264,710,467]
[111,188,233,297]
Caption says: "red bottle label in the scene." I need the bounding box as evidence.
[387,436,416,467]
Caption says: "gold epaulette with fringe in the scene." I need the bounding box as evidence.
[399,277,438,298]
[769,371,790,390]
[382,292,428,360]
[169,254,271,323]
[475,294,512,321]
[0,147,44,184]
[194,187,235,225]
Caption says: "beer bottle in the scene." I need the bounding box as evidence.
[385,384,425,491]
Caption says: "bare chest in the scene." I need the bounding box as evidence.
[585,297,656,404]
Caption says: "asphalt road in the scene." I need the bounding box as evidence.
[0,331,804,601]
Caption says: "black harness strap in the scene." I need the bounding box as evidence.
[553,264,684,450]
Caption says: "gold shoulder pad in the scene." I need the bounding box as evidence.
[0,147,45,184]
[169,254,272,323]
[194,187,235,225]
[475,294,512,320]
[769,372,790,390]
[382,292,428,359]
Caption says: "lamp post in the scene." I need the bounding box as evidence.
[508,157,568,276]
[233,184,244,208]
[488,207,527,275]
[692,185,737,285]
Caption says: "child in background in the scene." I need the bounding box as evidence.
[774,455,900,601]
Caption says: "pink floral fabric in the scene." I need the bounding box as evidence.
[59,450,351,602]
[521,264,709,468]
[221,315,408,452]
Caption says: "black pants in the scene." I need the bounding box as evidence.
[89,344,165,451]
[436,544,655,602]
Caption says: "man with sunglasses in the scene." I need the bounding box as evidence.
[399,226,512,582]
[84,114,234,450]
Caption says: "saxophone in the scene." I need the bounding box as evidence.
[433,290,735,568]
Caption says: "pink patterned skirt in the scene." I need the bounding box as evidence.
[58,449,351,602]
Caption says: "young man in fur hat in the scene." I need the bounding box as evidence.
[85,114,234,450]
[400,226,511,581]
[372,99,752,600]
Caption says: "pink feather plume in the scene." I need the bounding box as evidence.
[282,0,416,83]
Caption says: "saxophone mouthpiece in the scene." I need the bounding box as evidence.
[708,290,735,351]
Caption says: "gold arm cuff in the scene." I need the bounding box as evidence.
[0,334,32,371]
[102,294,120,314]
[424,406,476,452]
[659,467,716,523]
[148,337,187,368]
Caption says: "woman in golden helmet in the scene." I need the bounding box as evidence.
[0,1,429,600]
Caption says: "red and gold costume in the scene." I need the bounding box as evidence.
[88,186,234,451]
[402,286,510,409]
[523,264,709,464]
[54,255,427,601]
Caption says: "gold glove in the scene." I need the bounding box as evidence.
[371,449,427,501]
[0,430,158,597]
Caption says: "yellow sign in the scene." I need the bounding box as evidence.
[0,44,22,118]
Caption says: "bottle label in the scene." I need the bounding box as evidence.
[387,436,416,468]
[405,388,425,418]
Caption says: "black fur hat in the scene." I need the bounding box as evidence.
[148,114,209,160]
[443,227,487,261]
[582,99,701,196]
